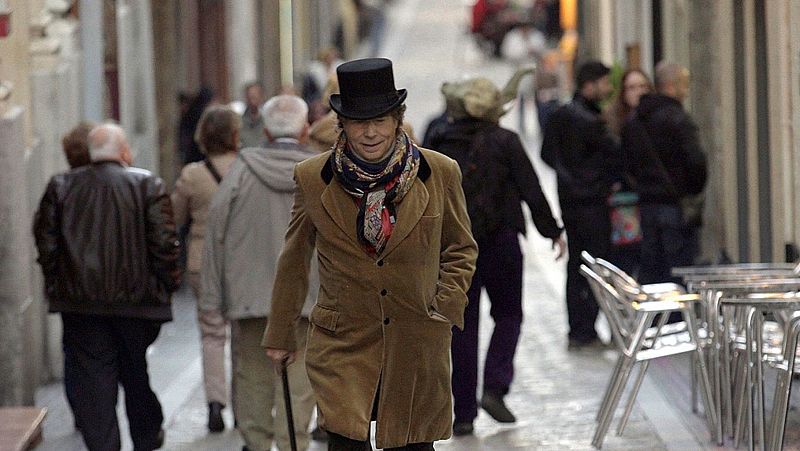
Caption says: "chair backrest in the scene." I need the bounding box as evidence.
[580,264,633,350]
[595,258,643,301]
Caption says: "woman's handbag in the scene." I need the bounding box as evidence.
[608,191,643,246]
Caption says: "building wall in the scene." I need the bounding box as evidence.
[581,0,800,264]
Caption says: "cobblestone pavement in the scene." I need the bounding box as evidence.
[32,0,789,450]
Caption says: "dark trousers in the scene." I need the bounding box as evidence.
[451,228,523,423]
[327,431,434,450]
[639,203,700,285]
[561,205,611,342]
[62,313,164,451]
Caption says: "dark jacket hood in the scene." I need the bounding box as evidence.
[635,93,683,119]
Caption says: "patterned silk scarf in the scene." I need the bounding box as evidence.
[330,130,420,255]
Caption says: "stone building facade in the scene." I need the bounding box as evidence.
[0,0,346,406]
[578,0,800,264]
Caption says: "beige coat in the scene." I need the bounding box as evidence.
[263,147,477,448]
[171,152,237,274]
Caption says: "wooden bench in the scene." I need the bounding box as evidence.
[0,407,47,451]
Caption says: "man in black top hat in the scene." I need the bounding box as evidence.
[541,60,620,350]
[264,58,477,450]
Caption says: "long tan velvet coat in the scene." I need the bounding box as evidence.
[263,147,477,448]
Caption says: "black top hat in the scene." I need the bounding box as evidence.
[330,58,407,120]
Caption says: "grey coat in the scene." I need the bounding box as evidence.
[201,141,319,319]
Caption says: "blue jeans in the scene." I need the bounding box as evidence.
[639,203,700,285]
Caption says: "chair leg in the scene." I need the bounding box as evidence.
[767,320,800,451]
[684,305,718,437]
[617,361,650,436]
[753,315,766,451]
[593,357,636,449]
[734,343,749,448]
[722,305,735,438]
[691,355,699,414]
[597,357,624,422]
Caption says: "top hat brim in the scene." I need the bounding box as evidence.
[329,89,407,120]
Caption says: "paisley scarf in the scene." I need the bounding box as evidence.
[330,130,420,255]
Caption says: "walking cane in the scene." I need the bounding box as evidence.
[281,358,298,451]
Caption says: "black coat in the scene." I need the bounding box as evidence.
[541,94,620,207]
[33,161,182,321]
[621,93,707,204]
[431,118,561,242]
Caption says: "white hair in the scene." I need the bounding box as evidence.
[88,123,127,161]
[260,95,308,139]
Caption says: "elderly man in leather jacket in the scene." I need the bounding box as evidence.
[541,61,619,350]
[34,124,181,451]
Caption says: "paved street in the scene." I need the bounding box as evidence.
[31,1,785,450]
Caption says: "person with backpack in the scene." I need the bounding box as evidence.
[432,75,566,436]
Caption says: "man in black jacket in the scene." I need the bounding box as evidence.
[34,124,181,451]
[433,76,566,436]
[541,60,618,350]
[621,62,707,284]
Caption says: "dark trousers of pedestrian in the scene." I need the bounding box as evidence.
[639,203,700,285]
[451,228,523,424]
[327,430,434,450]
[561,205,611,343]
[61,312,164,451]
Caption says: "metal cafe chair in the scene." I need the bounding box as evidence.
[579,264,716,449]
[678,277,800,448]
[671,265,800,445]
[719,292,800,451]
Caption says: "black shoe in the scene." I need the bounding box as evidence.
[480,392,516,423]
[452,422,474,436]
[153,428,165,450]
[311,425,329,441]
[208,402,225,433]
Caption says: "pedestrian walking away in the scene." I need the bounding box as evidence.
[33,123,182,451]
[433,68,566,436]
[263,57,478,451]
[172,105,241,433]
[541,60,620,350]
[202,95,319,451]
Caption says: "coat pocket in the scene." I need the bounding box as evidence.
[309,304,340,333]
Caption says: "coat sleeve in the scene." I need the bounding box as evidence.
[33,177,61,298]
[171,166,191,228]
[505,132,562,239]
[433,159,478,330]
[200,166,239,313]
[146,177,182,292]
[262,168,317,350]
[675,114,708,195]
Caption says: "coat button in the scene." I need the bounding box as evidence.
[383,317,390,325]
[380,289,387,296]
[377,259,384,267]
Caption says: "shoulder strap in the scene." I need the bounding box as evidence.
[204,159,223,184]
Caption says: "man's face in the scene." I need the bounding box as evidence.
[341,114,399,162]
[121,141,133,166]
[593,75,613,101]
[675,69,690,102]
[245,86,265,110]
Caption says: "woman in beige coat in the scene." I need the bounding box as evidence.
[265,58,477,450]
[171,105,240,432]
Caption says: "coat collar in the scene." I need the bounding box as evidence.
[319,151,432,258]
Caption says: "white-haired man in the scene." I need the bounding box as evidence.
[34,123,181,451]
[202,95,318,451]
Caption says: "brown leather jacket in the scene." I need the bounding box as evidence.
[33,161,182,321]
